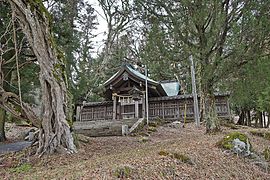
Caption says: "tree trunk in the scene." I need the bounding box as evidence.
[199,92,206,123]
[237,109,245,125]
[204,86,220,133]
[258,111,263,128]
[266,112,270,128]
[247,110,251,126]
[0,108,6,142]
[9,0,76,155]
[255,117,258,128]
[263,112,266,128]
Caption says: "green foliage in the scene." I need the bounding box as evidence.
[218,132,249,150]
[230,56,270,115]
[10,163,32,173]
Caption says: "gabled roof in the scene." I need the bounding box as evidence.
[104,64,158,87]
[103,64,180,97]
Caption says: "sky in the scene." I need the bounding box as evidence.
[89,0,107,56]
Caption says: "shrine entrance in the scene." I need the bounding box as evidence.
[112,87,145,120]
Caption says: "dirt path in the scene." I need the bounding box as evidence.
[0,141,32,154]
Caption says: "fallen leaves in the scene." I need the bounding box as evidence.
[0,123,269,179]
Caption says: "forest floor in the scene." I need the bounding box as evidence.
[0,123,269,179]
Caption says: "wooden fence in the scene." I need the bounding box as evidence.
[77,94,230,122]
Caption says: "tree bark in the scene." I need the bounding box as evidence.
[258,111,263,128]
[263,112,266,128]
[247,110,251,126]
[9,0,76,155]
[237,109,245,125]
[266,112,270,128]
[203,84,220,133]
[0,108,6,142]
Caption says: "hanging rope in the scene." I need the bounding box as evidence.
[12,12,23,108]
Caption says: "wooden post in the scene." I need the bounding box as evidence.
[145,65,149,125]
[122,125,129,136]
[226,96,231,120]
[113,95,116,120]
[135,100,139,118]
[76,106,81,121]
[142,93,145,118]
[162,101,165,119]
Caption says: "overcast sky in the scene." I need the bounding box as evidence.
[90,0,107,56]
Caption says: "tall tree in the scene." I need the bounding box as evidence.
[134,0,269,132]
[7,0,76,154]
[0,1,40,141]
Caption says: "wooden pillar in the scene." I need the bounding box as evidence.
[76,106,81,121]
[113,95,117,120]
[135,100,139,118]
[142,94,145,118]
[226,97,231,120]
[162,101,165,119]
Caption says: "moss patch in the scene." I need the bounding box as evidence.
[170,153,191,164]
[158,151,193,164]
[263,147,270,161]
[138,136,149,143]
[250,130,270,141]
[218,132,249,150]
[114,165,133,178]
[10,163,32,173]
[148,122,158,127]
[148,126,157,133]
[221,122,240,129]
[158,150,169,156]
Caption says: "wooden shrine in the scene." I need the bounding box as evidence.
[76,64,230,122]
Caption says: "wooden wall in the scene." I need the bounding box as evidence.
[78,95,230,122]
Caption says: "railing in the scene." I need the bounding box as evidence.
[80,105,113,121]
